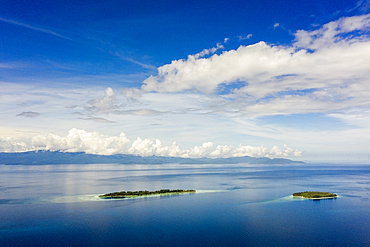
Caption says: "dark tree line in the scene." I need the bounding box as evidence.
[99,189,196,198]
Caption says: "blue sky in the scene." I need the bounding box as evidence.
[1,0,370,162]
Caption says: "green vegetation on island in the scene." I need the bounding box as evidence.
[99,189,196,198]
[293,191,337,199]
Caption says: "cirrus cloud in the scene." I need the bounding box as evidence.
[16,111,40,118]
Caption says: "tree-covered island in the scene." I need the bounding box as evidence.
[293,191,337,199]
[99,189,196,199]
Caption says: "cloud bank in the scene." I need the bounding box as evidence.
[0,128,302,158]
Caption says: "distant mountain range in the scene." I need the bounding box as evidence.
[0,151,304,165]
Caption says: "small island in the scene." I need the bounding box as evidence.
[293,191,337,200]
[99,189,196,199]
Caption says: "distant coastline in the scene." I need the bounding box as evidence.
[0,151,304,165]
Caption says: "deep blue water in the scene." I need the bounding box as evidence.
[0,163,370,246]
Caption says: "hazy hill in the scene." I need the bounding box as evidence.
[0,151,303,165]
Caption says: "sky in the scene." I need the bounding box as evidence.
[1,0,370,162]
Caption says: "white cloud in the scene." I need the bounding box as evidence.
[329,109,370,128]
[237,34,253,40]
[141,14,370,118]
[121,87,142,98]
[294,14,370,50]
[209,144,302,158]
[83,87,209,117]
[86,87,122,114]
[273,23,280,28]
[0,137,28,152]
[0,128,302,158]
[127,138,185,157]
[353,0,370,12]
[30,128,131,155]
[193,43,224,59]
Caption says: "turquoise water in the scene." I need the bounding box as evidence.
[0,163,370,246]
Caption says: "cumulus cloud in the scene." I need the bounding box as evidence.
[30,128,131,155]
[16,111,40,118]
[0,137,29,152]
[86,87,122,114]
[0,128,302,158]
[211,144,302,158]
[294,14,370,50]
[193,43,224,59]
[141,14,370,118]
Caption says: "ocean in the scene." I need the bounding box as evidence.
[0,163,369,246]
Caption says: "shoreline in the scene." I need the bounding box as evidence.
[292,191,337,200]
[99,189,196,199]
[293,195,337,200]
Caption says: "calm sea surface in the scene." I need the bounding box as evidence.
[0,163,370,246]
